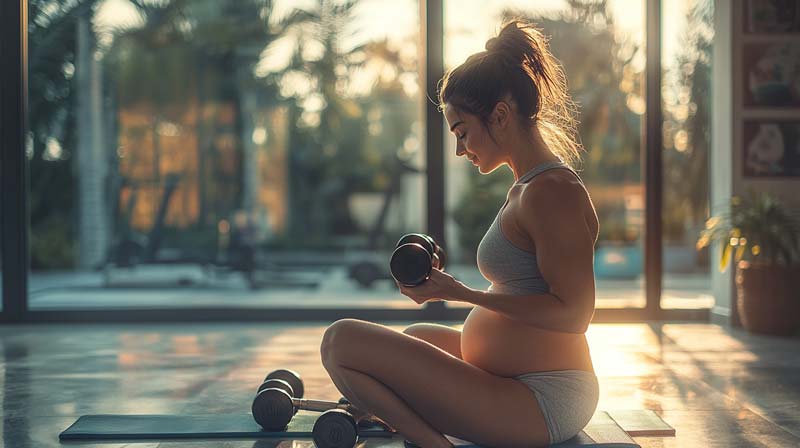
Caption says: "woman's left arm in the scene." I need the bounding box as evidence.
[452,177,596,334]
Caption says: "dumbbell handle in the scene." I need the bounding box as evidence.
[291,398,352,413]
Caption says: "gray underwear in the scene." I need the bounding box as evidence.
[513,369,599,444]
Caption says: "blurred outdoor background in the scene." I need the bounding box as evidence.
[25,0,714,310]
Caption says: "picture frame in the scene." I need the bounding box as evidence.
[742,42,800,108]
[742,120,800,178]
[745,0,800,33]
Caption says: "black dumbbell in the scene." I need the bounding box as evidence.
[313,405,395,448]
[251,369,305,431]
[313,408,359,448]
[397,233,446,271]
[252,389,358,432]
[252,387,294,430]
[390,233,447,287]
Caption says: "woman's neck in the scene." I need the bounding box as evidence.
[504,125,560,181]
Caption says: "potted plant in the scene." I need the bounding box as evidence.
[697,192,800,336]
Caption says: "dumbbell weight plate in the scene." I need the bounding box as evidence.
[265,369,304,399]
[312,409,359,448]
[397,233,446,271]
[257,378,294,396]
[395,234,434,256]
[252,387,295,431]
[390,243,433,286]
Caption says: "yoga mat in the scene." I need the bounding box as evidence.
[60,410,644,447]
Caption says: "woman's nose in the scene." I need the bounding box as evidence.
[455,141,465,156]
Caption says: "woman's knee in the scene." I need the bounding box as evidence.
[321,318,364,366]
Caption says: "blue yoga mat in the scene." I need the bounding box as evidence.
[59,410,640,447]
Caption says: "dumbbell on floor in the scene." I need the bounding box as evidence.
[313,404,395,448]
[253,370,360,432]
[252,385,367,448]
[390,233,447,287]
[252,369,304,428]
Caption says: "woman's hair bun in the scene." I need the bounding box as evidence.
[485,36,500,52]
[484,20,535,65]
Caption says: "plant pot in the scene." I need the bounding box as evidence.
[735,261,800,336]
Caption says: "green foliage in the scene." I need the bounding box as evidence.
[697,192,800,270]
[280,0,420,240]
[30,217,75,270]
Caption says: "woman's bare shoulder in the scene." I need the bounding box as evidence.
[517,169,598,241]
[521,169,586,209]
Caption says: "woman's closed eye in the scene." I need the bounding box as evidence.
[457,133,467,141]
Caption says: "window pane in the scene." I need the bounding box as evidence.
[28,0,422,309]
[444,0,646,309]
[661,0,714,309]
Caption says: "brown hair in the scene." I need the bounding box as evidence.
[438,20,583,169]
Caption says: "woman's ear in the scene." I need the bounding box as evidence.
[492,101,511,128]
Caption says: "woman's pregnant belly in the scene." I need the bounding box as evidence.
[461,306,594,377]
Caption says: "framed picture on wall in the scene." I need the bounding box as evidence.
[745,0,800,33]
[743,42,800,107]
[743,121,800,178]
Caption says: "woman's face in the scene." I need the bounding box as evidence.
[444,104,505,174]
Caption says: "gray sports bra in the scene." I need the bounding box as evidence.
[476,160,582,295]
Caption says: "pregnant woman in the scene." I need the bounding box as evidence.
[320,20,599,448]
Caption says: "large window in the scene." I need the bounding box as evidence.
[661,0,714,309]
[444,0,648,309]
[27,0,423,309]
[6,0,715,318]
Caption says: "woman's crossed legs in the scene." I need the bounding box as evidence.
[320,319,550,448]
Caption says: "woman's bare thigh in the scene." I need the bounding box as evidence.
[402,323,462,360]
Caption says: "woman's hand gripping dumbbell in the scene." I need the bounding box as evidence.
[389,233,447,287]
[391,233,473,305]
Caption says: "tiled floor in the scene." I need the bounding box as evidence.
[0,321,798,447]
